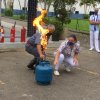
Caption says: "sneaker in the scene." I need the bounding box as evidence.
[89,48,94,51]
[54,70,60,76]
[96,50,100,53]
[65,67,71,72]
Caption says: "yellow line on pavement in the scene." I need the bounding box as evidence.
[0,80,6,85]
[77,67,100,76]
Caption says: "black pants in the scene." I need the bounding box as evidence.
[25,44,40,70]
[25,44,40,57]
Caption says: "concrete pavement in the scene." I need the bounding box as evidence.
[0,17,100,100]
[0,46,100,100]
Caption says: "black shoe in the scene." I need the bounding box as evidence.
[27,59,35,70]
[27,58,40,70]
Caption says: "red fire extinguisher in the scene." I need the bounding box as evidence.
[10,26,15,42]
[20,26,26,42]
[0,26,4,43]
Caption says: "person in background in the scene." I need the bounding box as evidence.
[54,34,80,76]
[89,8,100,53]
[25,24,55,70]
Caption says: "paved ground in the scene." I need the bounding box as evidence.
[0,43,100,100]
[0,17,100,100]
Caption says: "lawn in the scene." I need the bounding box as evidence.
[1,13,90,33]
[65,19,89,32]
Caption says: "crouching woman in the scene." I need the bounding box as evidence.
[54,34,80,76]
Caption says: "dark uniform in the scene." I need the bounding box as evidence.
[25,31,51,70]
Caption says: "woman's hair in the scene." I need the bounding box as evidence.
[68,34,77,42]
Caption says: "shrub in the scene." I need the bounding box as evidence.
[20,14,26,20]
[44,17,63,41]
[83,14,89,19]
[4,9,13,17]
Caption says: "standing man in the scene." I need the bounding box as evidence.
[89,8,100,53]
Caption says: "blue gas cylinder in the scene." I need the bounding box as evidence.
[35,61,53,85]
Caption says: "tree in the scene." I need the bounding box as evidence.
[80,0,100,14]
[53,0,77,26]
[38,0,54,12]
[80,0,91,14]
[65,0,77,10]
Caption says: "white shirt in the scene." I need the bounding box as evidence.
[58,40,80,57]
[90,14,100,31]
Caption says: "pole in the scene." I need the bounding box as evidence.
[0,0,2,26]
[27,0,37,37]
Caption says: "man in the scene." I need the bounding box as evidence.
[25,24,55,70]
[89,8,100,53]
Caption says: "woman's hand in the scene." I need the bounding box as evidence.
[73,57,78,64]
[54,51,60,66]
[54,59,58,66]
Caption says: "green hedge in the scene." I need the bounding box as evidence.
[4,9,13,17]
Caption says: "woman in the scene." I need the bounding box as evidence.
[54,34,80,76]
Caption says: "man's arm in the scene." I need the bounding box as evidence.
[37,44,44,59]
[90,20,100,25]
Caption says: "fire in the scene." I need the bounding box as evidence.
[33,8,49,50]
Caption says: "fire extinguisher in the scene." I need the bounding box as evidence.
[20,26,26,42]
[10,26,15,42]
[0,26,4,43]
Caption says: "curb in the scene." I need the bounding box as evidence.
[0,42,25,50]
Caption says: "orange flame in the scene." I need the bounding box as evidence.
[33,8,49,50]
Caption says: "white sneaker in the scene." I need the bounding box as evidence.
[54,70,60,76]
[96,50,100,53]
[89,48,94,51]
[65,67,71,72]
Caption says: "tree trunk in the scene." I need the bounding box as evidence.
[7,0,14,9]
[44,0,47,10]
[24,0,27,19]
[84,4,87,14]
[47,0,52,13]
[18,0,21,10]
[3,0,7,9]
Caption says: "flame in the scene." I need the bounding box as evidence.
[33,8,49,50]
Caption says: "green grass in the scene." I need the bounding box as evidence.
[65,19,89,32]
[1,13,90,32]
[12,15,21,20]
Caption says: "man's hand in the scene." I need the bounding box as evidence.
[40,54,45,59]
[37,44,45,59]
